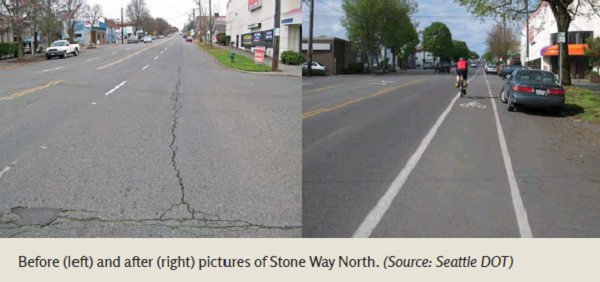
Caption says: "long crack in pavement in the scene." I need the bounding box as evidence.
[0,64,300,237]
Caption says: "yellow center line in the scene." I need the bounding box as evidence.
[302,78,380,93]
[0,80,64,101]
[97,38,174,70]
[302,80,424,119]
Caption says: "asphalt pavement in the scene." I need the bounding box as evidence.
[0,36,301,237]
[303,67,600,238]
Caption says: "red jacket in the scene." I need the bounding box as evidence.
[457,60,468,70]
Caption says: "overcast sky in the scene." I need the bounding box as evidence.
[302,0,510,56]
[86,0,227,31]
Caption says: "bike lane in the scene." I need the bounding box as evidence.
[366,68,522,237]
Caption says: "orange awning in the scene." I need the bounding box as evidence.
[542,44,588,56]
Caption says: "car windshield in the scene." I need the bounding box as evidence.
[515,70,557,84]
[50,41,66,47]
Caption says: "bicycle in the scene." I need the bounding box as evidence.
[459,78,466,98]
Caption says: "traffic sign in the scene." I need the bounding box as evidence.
[558,32,565,43]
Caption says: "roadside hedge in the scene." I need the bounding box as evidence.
[281,50,302,65]
[302,68,326,76]
[0,42,19,59]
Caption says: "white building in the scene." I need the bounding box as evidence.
[415,46,439,66]
[226,0,302,58]
[521,0,599,78]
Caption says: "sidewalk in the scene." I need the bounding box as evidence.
[217,44,301,77]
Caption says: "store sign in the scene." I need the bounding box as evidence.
[282,18,293,24]
[242,34,253,46]
[558,32,566,43]
[254,46,265,64]
[248,0,261,11]
[248,23,261,29]
[253,32,262,43]
[265,30,273,41]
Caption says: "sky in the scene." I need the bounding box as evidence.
[301,0,508,56]
[86,0,228,31]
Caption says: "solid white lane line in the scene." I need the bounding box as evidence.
[87,57,99,61]
[484,72,533,238]
[352,68,482,238]
[160,51,163,54]
[41,66,64,72]
[0,166,10,179]
[111,51,119,54]
[154,56,158,60]
[104,81,127,96]
[142,65,149,70]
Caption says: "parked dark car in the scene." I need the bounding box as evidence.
[499,69,565,113]
[435,62,452,73]
[498,64,524,78]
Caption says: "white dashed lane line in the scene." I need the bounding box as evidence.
[104,81,127,96]
[41,66,64,72]
[142,65,149,70]
[87,57,99,62]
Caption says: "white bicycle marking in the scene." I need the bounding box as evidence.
[460,102,486,108]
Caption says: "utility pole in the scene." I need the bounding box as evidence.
[121,7,124,44]
[272,0,281,71]
[525,0,529,66]
[209,0,212,48]
[308,0,314,76]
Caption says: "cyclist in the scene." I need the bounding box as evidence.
[455,57,468,88]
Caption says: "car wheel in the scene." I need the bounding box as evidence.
[73,48,78,56]
[62,52,67,59]
[46,56,51,60]
[500,89,508,103]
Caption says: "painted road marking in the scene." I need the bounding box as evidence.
[0,80,63,101]
[460,101,486,108]
[302,80,423,119]
[142,65,149,70]
[126,48,130,50]
[302,78,380,93]
[111,51,119,54]
[484,72,533,238]
[302,83,313,86]
[154,56,158,60]
[41,66,63,72]
[0,166,10,179]
[104,81,127,96]
[352,68,482,238]
[160,51,163,54]
[97,38,173,70]
[87,57,99,62]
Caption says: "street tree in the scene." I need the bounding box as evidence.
[584,36,600,72]
[422,21,453,65]
[84,3,102,47]
[469,51,479,59]
[63,0,87,43]
[126,0,149,37]
[482,50,494,62]
[383,0,418,72]
[486,21,517,65]
[454,0,600,85]
[452,40,470,62]
[39,0,64,44]
[1,0,33,59]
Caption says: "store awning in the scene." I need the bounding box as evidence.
[541,44,588,56]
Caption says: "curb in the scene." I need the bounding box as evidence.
[197,44,300,77]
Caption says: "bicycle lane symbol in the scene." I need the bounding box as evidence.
[459,102,486,108]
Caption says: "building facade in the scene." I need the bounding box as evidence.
[226,0,302,58]
[521,0,599,78]
[105,19,116,43]
[74,20,107,46]
[302,37,366,75]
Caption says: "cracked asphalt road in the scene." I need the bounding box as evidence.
[0,37,301,237]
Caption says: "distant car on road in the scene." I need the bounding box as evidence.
[143,36,152,43]
[45,40,79,59]
[127,36,139,44]
[435,62,452,73]
[423,62,434,69]
[186,36,193,42]
[152,35,157,40]
[485,64,498,74]
[500,69,565,113]
[499,64,525,78]
[302,61,327,72]
[471,62,477,67]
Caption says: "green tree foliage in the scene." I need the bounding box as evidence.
[469,51,479,59]
[384,1,419,71]
[452,40,470,62]
[482,51,494,62]
[454,0,600,85]
[422,21,453,64]
[585,37,600,70]
[341,0,386,72]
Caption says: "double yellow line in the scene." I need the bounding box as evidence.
[302,80,423,119]
[0,80,63,101]
[97,38,173,70]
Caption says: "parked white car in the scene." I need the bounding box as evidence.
[302,61,327,72]
[143,36,152,43]
[485,64,498,74]
[45,40,79,59]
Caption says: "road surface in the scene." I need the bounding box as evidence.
[303,67,600,238]
[0,37,301,238]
